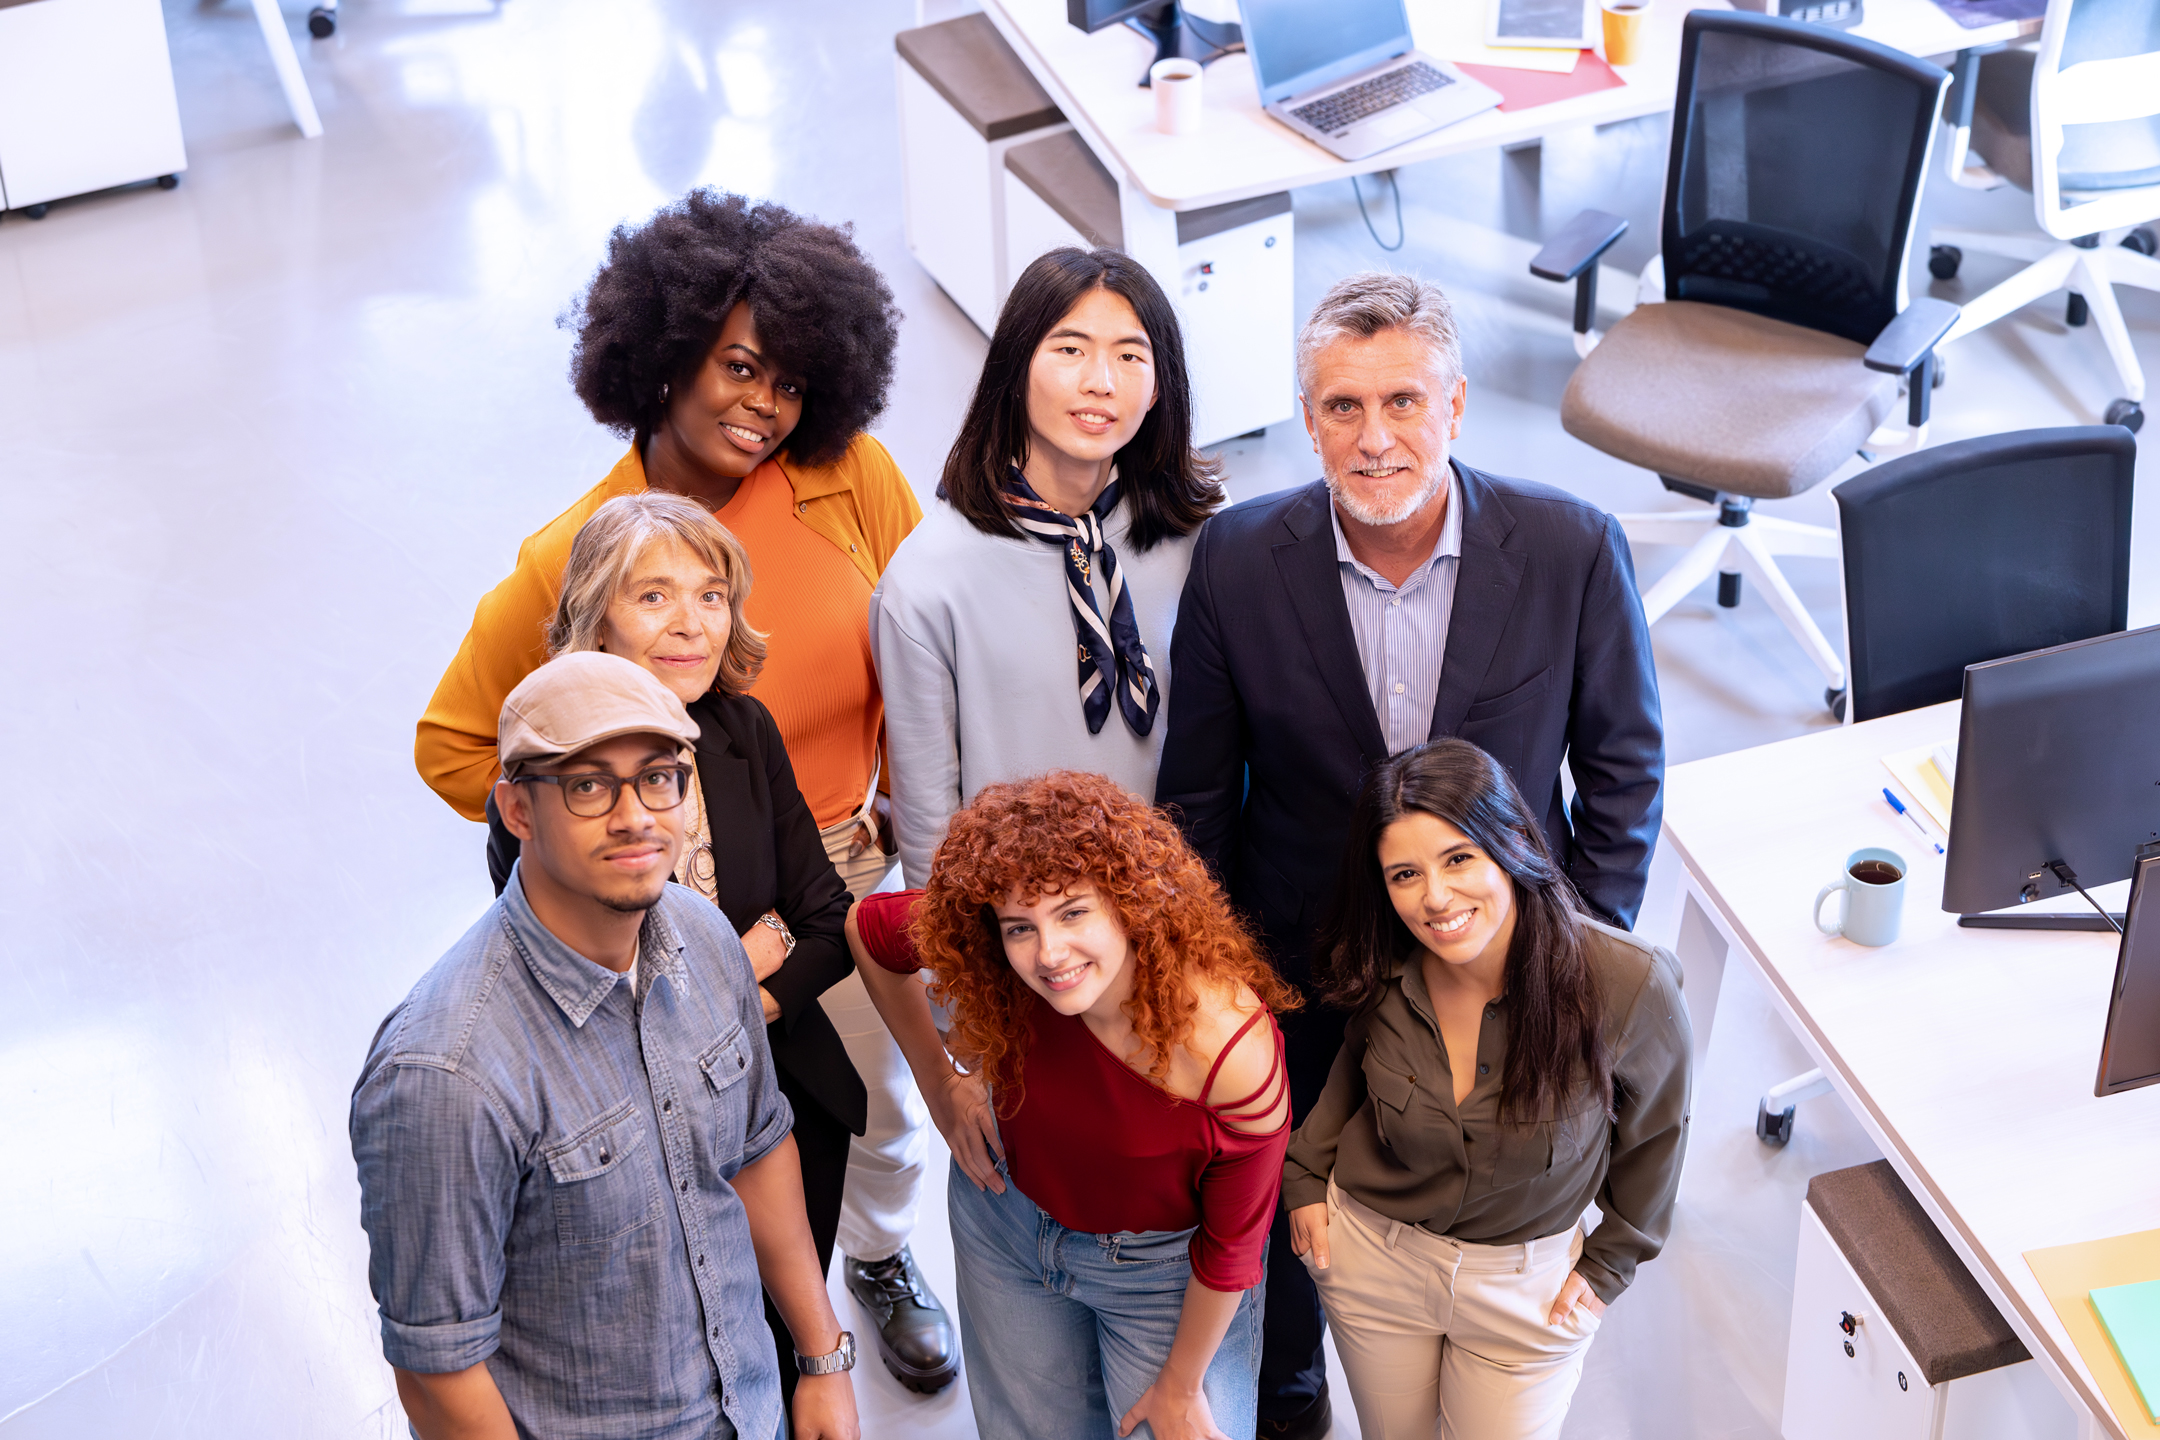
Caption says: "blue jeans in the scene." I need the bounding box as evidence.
[947,1158,1265,1440]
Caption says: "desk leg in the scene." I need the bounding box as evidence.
[249,0,324,139]
[1674,878,1729,1076]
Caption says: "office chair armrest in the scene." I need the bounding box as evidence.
[1530,209,1629,337]
[1863,297,1959,375]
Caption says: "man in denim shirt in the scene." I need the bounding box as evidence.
[352,653,859,1440]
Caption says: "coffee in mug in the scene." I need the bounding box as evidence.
[1815,846,1907,947]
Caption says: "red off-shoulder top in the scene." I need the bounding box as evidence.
[854,889,1288,1291]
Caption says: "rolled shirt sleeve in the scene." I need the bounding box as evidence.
[1576,946,1692,1303]
[350,1061,519,1374]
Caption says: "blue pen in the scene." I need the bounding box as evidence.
[1882,788,1944,854]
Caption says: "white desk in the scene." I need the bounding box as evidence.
[1662,702,2160,1440]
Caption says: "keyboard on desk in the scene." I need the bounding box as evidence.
[1289,61,1454,134]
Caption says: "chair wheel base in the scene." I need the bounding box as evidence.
[2106,399,2144,433]
[1827,687,1848,721]
[1717,571,1742,608]
[1927,244,1961,280]
[1757,1098,1797,1146]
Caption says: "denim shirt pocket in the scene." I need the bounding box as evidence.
[697,1025,753,1168]
[1361,1051,1418,1152]
[544,1099,662,1246]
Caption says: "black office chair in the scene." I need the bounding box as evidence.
[1754,424,2134,1145]
[1836,425,2135,722]
[1532,12,1960,715]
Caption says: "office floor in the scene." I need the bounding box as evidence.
[0,0,2150,1435]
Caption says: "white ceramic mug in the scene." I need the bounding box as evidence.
[1152,59,1203,135]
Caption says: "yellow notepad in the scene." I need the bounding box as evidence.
[2026,1230,2160,1435]
[1882,742,1953,832]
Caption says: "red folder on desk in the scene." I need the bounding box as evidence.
[1455,52,1626,110]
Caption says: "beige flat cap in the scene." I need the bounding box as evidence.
[498,651,700,774]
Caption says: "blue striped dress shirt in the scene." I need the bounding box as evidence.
[1331,466,1464,756]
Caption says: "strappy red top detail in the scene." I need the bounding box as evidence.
[854,890,1288,1291]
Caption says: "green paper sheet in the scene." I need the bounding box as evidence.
[2092,1278,2160,1423]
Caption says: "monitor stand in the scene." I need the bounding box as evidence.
[1126,2,1243,85]
[1958,912,2124,931]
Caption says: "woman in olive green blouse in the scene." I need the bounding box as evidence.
[1283,738,1691,1440]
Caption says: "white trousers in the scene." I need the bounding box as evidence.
[818,822,930,1262]
[1307,1179,1601,1440]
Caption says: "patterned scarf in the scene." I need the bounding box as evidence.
[1002,468,1160,737]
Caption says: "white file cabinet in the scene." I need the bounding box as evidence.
[1783,1163,2073,1440]
[895,14,1068,335]
[0,0,186,217]
[1002,129,1294,447]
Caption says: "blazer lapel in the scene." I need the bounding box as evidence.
[1273,482,1388,762]
[1430,464,1528,740]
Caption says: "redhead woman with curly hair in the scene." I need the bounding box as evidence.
[846,771,1298,1440]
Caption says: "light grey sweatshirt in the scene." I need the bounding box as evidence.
[870,499,1199,887]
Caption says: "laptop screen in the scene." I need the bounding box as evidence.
[1240,0,1415,103]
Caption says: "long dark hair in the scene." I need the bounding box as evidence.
[1315,740,1611,1124]
[938,248,1223,552]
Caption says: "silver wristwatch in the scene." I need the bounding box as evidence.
[757,912,797,955]
[794,1330,855,1376]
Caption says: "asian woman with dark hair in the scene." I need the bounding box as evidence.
[871,247,1225,888]
[1283,739,1692,1440]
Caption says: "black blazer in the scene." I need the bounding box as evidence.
[1156,463,1664,968]
[487,691,867,1135]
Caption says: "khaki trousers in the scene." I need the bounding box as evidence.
[1305,1180,1601,1440]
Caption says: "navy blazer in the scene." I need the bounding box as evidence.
[1156,463,1664,968]
[486,691,867,1136]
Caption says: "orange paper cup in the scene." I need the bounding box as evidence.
[1602,0,1648,66]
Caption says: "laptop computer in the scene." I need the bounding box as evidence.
[1239,0,1501,161]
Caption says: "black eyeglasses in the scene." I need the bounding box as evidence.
[513,764,692,818]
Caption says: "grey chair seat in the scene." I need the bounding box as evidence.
[1560,301,1898,499]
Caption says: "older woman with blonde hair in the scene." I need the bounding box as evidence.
[483,488,867,1407]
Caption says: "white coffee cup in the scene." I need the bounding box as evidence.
[1152,59,1203,135]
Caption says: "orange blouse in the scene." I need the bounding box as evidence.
[414,435,921,824]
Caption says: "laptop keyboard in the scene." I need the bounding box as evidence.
[1290,61,1454,134]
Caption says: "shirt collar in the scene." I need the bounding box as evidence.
[1330,462,1463,588]
[498,861,688,1027]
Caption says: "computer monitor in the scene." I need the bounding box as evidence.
[1943,623,2160,923]
[2098,847,2160,1096]
[1066,0,1244,83]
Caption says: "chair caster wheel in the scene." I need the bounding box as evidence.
[156,173,179,190]
[1931,353,1947,388]
[2124,227,2157,258]
[1717,571,1742,608]
[2067,292,2090,327]
[1827,687,1848,721]
[1757,1097,1797,1146]
[1927,244,1961,280]
[307,5,335,36]
[23,203,49,219]
[2105,399,2144,433]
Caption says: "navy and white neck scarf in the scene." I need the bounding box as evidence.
[1002,467,1160,737]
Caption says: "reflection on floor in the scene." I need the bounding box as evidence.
[0,0,2148,1435]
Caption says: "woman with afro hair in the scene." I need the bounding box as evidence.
[846,771,1300,1440]
[414,190,963,1391]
